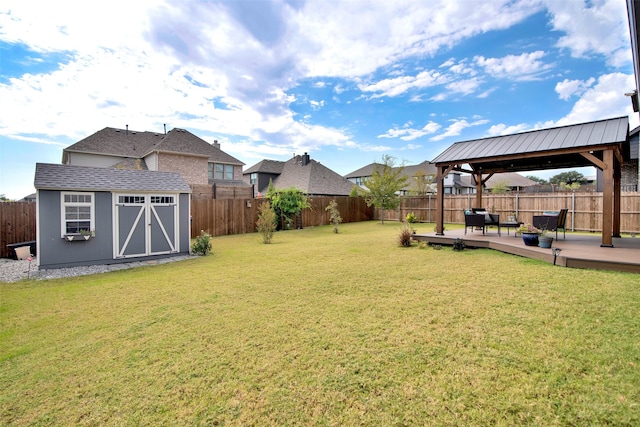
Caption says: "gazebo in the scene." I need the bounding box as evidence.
[431,116,630,247]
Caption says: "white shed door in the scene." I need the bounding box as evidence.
[114,194,178,258]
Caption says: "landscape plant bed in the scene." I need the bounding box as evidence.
[1,221,639,425]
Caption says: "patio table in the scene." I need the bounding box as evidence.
[499,222,523,237]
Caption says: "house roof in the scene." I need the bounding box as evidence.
[484,172,537,189]
[344,163,382,179]
[63,127,244,166]
[261,155,356,196]
[243,159,285,175]
[34,163,191,193]
[402,160,437,177]
[432,116,630,173]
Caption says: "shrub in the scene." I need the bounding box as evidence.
[406,212,417,223]
[398,222,414,247]
[452,238,466,251]
[191,230,212,256]
[256,201,277,244]
[325,200,342,233]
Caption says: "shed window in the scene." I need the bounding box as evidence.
[61,192,94,236]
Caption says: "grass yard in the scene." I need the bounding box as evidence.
[1,221,639,426]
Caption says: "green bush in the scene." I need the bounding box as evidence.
[191,230,212,256]
[406,212,417,223]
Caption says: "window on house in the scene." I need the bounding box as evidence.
[250,173,257,185]
[62,192,94,235]
[209,163,234,181]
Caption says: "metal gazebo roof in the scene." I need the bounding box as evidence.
[432,116,629,174]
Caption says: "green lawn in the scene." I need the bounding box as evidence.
[1,221,639,426]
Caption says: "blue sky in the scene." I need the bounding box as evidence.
[0,0,637,199]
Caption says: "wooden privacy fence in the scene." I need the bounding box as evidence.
[1,202,36,258]
[190,196,374,238]
[378,192,640,233]
[3,193,640,257]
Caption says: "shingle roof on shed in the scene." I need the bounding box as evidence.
[34,163,191,193]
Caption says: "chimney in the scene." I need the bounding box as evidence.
[213,140,220,149]
[126,124,128,136]
[163,123,166,135]
[303,152,310,166]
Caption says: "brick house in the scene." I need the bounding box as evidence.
[62,126,250,198]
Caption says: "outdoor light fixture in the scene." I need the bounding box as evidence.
[551,247,562,266]
[624,90,639,112]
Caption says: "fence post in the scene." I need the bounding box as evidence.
[571,192,575,231]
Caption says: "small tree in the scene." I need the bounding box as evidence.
[325,199,342,233]
[490,180,510,194]
[256,201,277,244]
[363,155,408,224]
[550,171,586,185]
[409,169,435,196]
[266,185,311,230]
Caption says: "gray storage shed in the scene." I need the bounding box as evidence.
[34,163,192,269]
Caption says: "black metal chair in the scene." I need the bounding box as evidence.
[532,208,568,239]
[468,208,500,235]
[464,212,486,234]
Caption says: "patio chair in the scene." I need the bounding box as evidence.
[472,208,500,227]
[532,208,568,239]
[464,211,486,234]
[469,208,500,234]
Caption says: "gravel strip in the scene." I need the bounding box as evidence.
[0,255,193,283]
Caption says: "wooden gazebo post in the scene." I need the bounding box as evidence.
[435,165,446,235]
[601,149,614,247]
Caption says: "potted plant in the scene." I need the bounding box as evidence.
[538,228,553,248]
[516,223,541,246]
[79,229,94,240]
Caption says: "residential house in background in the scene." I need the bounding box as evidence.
[346,162,535,195]
[345,160,438,195]
[243,153,357,196]
[484,173,537,193]
[63,126,250,198]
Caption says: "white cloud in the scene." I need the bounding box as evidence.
[446,77,483,95]
[543,0,631,67]
[378,121,442,141]
[475,51,554,80]
[358,70,448,98]
[486,123,530,136]
[430,118,490,141]
[309,100,325,110]
[551,72,639,128]
[555,77,596,100]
